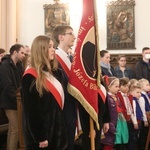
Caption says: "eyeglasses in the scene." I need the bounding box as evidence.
[62,32,74,36]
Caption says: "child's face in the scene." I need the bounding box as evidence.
[120,84,129,93]
[142,81,150,92]
[130,88,141,99]
[108,80,120,95]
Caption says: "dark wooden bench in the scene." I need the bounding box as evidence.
[17,92,25,150]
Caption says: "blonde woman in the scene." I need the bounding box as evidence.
[21,35,67,150]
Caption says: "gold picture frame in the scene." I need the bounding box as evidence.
[106,0,135,50]
[43,0,70,36]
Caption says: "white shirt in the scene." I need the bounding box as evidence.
[138,92,148,122]
[121,92,132,115]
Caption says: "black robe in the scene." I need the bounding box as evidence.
[21,69,67,150]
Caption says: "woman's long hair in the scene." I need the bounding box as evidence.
[30,35,58,96]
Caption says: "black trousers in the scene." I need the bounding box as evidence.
[127,121,140,150]
[78,104,101,150]
[138,121,149,150]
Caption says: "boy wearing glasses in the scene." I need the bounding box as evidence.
[53,25,77,150]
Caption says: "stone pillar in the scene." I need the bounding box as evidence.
[6,0,17,51]
[0,0,7,50]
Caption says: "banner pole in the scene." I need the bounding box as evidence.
[90,1,101,150]
[90,117,95,150]
[93,0,101,88]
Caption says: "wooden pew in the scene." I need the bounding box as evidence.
[145,127,150,150]
[17,92,25,150]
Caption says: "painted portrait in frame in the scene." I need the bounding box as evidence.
[43,1,70,36]
[106,0,135,50]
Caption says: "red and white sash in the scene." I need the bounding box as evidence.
[55,49,82,138]
[55,48,71,78]
[23,67,64,109]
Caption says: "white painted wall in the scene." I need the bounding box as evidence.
[17,0,150,54]
[17,0,82,50]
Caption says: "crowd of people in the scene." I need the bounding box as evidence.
[0,25,150,150]
[99,47,150,150]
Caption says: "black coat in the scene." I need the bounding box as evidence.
[135,59,150,82]
[0,55,24,109]
[101,66,116,77]
[57,61,77,124]
[21,69,67,150]
[78,94,110,150]
[56,53,77,149]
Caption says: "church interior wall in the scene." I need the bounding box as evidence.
[1,0,150,55]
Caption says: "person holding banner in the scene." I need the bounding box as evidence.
[53,25,77,150]
[21,35,67,149]
[76,40,110,150]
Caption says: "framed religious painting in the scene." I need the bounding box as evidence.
[106,0,135,50]
[43,0,70,37]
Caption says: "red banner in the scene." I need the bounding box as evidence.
[68,0,100,129]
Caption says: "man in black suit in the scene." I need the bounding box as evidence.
[53,25,77,150]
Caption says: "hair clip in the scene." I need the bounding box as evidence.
[103,75,109,86]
